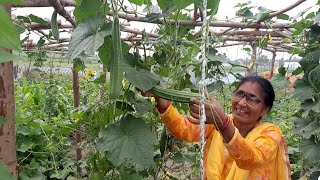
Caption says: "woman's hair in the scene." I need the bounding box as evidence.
[237,76,275,110]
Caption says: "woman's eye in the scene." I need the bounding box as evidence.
[236,91,245,97]
[248,95,259,102]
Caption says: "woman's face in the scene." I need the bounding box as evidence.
[231,81,269,127]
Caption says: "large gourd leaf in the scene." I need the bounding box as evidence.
[300,138,320,166]
[294,117,320,139]
[0,51,26,63]
[123,53,161,92]
[0,7,20,50]
[308,65,320,92]
[301,94,320,117]
[128,0,151,6]
[98,36,129,65]
[68,14,112,60]
[299,49,320,75]
[73,0,106,24]
[157,0,196,10]
[120,170,143,180]
[207,0,220,15]
[293,79,317,102]
[97,114,158,171]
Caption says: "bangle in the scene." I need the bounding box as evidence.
[156,101,171,113]
[220,116,230,132]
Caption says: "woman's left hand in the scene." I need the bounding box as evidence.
[187,93,228,127]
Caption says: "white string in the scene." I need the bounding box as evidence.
[199,0,208,179]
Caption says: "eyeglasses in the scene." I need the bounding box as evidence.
[232,90,264,105]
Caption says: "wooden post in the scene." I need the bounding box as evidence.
[0,4,18,178]
[72,62,82,178]
[270,51,276,78]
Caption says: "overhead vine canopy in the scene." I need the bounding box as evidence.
[13,0,308,54]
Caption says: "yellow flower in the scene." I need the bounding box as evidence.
[84,69,95,80]
[71,118,79,123]
[268,34,272,42]
[150,97,155,104]
[122,79,127,88]
[248,62,254,69]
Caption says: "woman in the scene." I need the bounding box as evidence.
[150,76,291,179]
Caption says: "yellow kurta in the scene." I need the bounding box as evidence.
[160,105,291,180]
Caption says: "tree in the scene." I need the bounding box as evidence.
[0,3,18,178]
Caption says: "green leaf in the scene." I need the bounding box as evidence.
[115,101,135,112]
[120,170,143,180]
[206,80,225,92]
[293,79,317,102]
[300,138,320,165]
[300,49,320,75]
[301,94,320,116]
[146,6,177,22]
[278,66,286,76]
[13,19,26,34]
[123,53,161,92]
[243,47,251,52]
[157,0,195,10]
[51,11,60,40]
[241,9,253,18]
[73,0,105,24]
[128,0,144,6]
[308,65,320,91]
[254,12,270,22]
[0,7,21,50]
[294,117,320,139]
[277,14,290,20]
[97,114,158,171]
[292,67,303,76]
[98,36,111,65]
[270,74,289,90]
[16,15,31,24]
[29,14,49,26]
[207,0,220,15]
[314,12,320,23]
[17,126,32,135]
[172,152,185,163]
[68,14,112,60]
[0,163,13,180]
[37,37,45,48]
[19,169,46,180]
[0,0,23,4]
[131,98,153,114]
[0,51,26,63]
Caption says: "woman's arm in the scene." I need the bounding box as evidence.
[225,125,283,169]
[160,104,216,142]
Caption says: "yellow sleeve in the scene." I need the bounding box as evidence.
[160,104,216,142]
[225,126,283,170]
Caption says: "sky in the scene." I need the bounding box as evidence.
[12,0,319,61]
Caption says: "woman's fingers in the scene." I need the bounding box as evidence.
[190,98,201,105]
[187,116,200,124]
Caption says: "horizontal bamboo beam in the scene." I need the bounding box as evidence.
[212,30,289,38]
[13,0,76,7]
[14,1,292,29]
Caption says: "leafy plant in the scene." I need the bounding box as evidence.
[291,15,320,178]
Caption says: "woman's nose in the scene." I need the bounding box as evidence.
[237,97,248,106]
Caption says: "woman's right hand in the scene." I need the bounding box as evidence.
[138,88,171,113]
